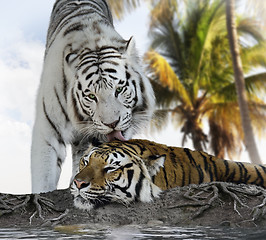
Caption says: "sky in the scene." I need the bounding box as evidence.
[0,0,265,194]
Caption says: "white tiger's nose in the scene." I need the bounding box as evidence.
[102,119,120,129]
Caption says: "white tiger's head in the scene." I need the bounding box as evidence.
[71,142,162,210]
[64,38,155,142]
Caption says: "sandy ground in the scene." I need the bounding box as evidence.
[0,182,265,229]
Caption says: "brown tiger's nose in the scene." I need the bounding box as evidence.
[102,119,119,129]
[74,179,89,189]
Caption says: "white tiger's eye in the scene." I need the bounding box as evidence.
[115,87,123,95]
[87,94,97,101]
[89,94,95,99]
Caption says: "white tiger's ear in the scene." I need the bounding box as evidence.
[146,155,166,177]
[125,36,139,61]
[126,36,135,54]
[65,52,78,64]
[64,45,78,65]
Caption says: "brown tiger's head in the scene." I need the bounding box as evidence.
[71,142,164,210]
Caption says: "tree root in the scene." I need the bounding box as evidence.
[41,209,70,227]
[0,194,31,216]
[167,182,266,224]
[0,193,69,226]
[1,183,265,227]
[168,183,221,219]
[252,189,266,221]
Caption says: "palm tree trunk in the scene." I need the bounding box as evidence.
[226,0,262,164]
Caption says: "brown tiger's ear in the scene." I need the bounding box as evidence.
[146,155,165,177]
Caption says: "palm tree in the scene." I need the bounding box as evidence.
[108,0,266,160]
[226,0,262,164]
[144,0,266,159]
[107,0,141,19]
[244,0,266,36]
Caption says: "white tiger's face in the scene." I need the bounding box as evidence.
[65,40,154,142]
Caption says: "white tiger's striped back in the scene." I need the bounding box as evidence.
[31,0,155,193]
[46,0,113,53]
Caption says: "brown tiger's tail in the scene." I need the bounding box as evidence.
[211,156,266,188]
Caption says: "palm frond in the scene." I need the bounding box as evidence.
[241,41,266,69]
[237,18,264,44]
[208,117,240,158]
[151,79,178,108]
[148,1,187,80]
[207,102,243,158]
[245,72,266,94]
[149,0,179,29]
[214,72,266,101]
[107,0,140,20]
[248,101,266,137]
[240,0,266,36]
[145,50,192,107]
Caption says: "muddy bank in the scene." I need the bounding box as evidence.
[0,182,265,229]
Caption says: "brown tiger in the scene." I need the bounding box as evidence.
[71,139,266,210]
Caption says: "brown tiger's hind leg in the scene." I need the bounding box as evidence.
[167,182,266,226]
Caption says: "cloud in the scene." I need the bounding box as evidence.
[0,38,44,124]
[0,115,32,194]
[114,4,150,56]
[0,35,72,193]
[0,0,52,193]
[0,37,45,193]
[0,0,54,46]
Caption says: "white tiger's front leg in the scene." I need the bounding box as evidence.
[31,111,67,194]
[71,135,96,180]
[71,142,85,181]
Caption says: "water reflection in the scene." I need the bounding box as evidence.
[0,225,266,239]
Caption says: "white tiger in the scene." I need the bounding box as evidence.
[31,0,155,193]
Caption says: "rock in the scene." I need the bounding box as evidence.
[0,182,265,228]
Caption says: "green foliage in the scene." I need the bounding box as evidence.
[108,0,266,157]
[107,0,140,20]
[145,0,266,157]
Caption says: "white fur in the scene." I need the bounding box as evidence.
[31,3,155,193]
[147,155,166,177]
[71,150,162,210]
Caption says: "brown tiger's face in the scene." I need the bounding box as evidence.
[71,144,163,210]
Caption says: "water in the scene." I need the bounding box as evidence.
[1,225,266,240]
